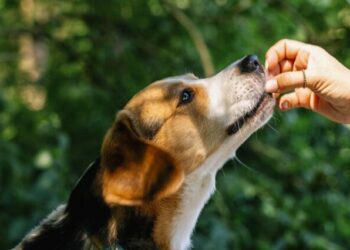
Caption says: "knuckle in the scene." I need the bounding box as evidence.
[281,38,289,44]
[306,69,319,87]
[275,39,287,48]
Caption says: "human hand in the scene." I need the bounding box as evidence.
[265,39,350,124]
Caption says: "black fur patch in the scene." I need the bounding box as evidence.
[16,158,158,250]
[66,158,112,242]
[117,208,157,250]
[19,207,85,250]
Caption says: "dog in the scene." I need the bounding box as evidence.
[13,55,274,250]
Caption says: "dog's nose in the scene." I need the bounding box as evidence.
[238,54,261,73]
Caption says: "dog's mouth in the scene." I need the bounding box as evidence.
[226,92,272,135]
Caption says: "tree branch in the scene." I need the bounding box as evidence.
[165,3,214,77]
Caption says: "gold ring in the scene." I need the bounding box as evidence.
[302,70,307,88]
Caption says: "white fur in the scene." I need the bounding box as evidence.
[169,134,243,250]
[170,170,217,250]
[168,64,274,250]
[169,124,272,250]
[14,60,272,250]
[205,74,227,120]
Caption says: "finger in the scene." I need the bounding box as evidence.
[269,62,280,77]
[278,88,315,111]
[279,59,294,73]
[266,60,293,78]
[265,70,315,93]
[293,49,310,71]
[265,39,308,73]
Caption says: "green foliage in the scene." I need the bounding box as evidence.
[1,0,350,249]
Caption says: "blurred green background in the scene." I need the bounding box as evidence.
[1,0,350,249]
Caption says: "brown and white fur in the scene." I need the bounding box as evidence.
[13,55,275,250]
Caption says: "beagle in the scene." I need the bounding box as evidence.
[13,55,274,250]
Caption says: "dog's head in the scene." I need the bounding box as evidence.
[101,55,275,206]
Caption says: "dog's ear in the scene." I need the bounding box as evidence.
[101,110,184,206]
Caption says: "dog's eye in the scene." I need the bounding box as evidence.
[179,88,194,105]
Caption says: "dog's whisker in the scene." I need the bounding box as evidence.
[266,122,280,133]
[272,112,282,122]
[234,156,259,174]
[15,55,275,250]
[219,167,227,177]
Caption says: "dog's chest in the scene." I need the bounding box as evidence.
[170,171,217,250]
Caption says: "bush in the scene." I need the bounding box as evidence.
[1,0,350,249]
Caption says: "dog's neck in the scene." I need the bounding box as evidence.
[71,144,234,250]
[65,158,222,250]
[16,148,232,250]
[167,139,237,250]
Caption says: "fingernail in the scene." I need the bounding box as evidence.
[265,79,278,92]
[264,60,269,70]
[272,92,280,99]
[281,101,290,110]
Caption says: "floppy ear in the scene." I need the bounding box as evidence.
[101,110,184,206]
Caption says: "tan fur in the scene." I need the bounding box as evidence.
[100,81,219,247]
[125,82,223,171]
[14,58,274,250]
[101,116,184,206]
[98,60,274,249]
